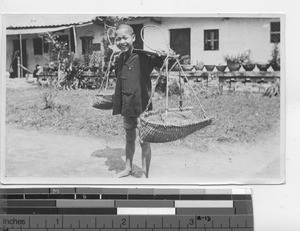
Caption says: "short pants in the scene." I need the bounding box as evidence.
[123,116,138,130]
[123,116,148,145]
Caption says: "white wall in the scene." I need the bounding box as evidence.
[75,24,104,55]
[6,17,281,72]
[144,17,281,65]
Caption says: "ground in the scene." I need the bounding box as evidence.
[3,78,283,183]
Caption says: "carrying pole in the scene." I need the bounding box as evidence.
[19,33,23,78]
[179,67,183,108]
[165,58,169,111]
[17,57,21,78]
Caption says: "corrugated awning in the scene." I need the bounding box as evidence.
[6,25,75,35]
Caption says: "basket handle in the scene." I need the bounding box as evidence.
[96,27,119,95]
[141,25,208,118]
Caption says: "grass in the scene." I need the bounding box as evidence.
[6,82,280,149]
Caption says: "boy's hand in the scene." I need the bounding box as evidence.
[156,49,168,57]
[156,48,179,59]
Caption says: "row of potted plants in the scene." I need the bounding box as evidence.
[177,62,278,72]
[175,45,280,72]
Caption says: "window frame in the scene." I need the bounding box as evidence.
[204,29,219,51]
[270,21,280,43]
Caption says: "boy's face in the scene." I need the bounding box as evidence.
[115,28,135,53]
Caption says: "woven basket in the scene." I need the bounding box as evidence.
[138,108,212,143]
[92,93,114,110]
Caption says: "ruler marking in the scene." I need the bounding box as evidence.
[129,214,130,228]
[0,188,253,230]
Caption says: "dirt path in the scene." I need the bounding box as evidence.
[4,125,283,184]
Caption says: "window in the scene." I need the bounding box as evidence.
[204,29,219,51]
[81,36,94,54]
[270,22,280,43]
[33,38,43,55]
[33,37,50,54]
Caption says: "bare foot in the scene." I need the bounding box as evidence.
[115,169,132,178]
[140,171,147,178]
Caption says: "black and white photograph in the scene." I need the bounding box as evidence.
[1,13,284,184]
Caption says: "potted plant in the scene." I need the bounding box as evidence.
[172,64,180,72]
[194,61,204,71]
[269,43,280,71]
[224,54,241,71]
[224,50,251,72]
[256,62,270,71]
[216,63,227,72]
[204,64,215,72]
[241,50,255,71]
[243,61,256,71]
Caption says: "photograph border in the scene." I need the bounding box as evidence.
[0,11,286,186]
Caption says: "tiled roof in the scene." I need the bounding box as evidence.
[6,14,100,29]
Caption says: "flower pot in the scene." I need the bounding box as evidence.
[182,64,194,71]
[256,63,270,71]
[90,66,98,72]
[194,63,204,71]
[242,63,256,71]
[227,62,241,72]
[216,65,227,72]
[204,65,215,72]
[172,64,180,72]
[271,63,280,71]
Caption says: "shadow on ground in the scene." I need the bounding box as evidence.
[90,147,144,178]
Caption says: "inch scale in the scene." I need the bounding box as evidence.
[0,187,254,231]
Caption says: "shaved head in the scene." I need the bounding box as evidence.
[116,24,134,35]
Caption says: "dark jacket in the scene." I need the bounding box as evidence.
[112,49,164,117]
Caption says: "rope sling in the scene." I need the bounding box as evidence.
[92,27,118,110]
[137,25,212,143]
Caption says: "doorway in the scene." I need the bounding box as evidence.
[170,28,191,57]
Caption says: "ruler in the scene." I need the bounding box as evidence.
[0,187,254,231]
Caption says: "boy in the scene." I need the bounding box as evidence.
[112,24,165,178]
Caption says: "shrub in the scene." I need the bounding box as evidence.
[42,88,58,109]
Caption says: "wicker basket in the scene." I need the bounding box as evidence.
[92,92,114,110]
[138,108,212,143]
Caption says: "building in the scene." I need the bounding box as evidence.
[6,15,281,75]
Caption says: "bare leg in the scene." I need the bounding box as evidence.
[116,128,136,178]
[140,140,151,178]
